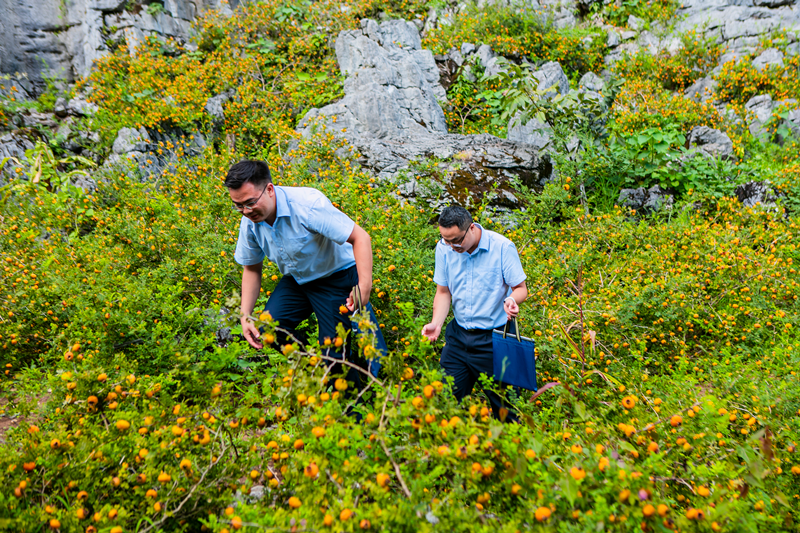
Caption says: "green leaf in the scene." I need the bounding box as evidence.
[561,473,578,505]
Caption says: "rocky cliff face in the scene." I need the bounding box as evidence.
[0,0,249,95]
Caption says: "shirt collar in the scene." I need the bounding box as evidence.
[470,223,490,255]
[274,185,290,219]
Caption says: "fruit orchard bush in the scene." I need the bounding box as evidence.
[3,1,800,531]
[601,0,678,28]
[613,31,722,92]
[714,39,800,109]
[3,136,800,531]
[423,7,606,83]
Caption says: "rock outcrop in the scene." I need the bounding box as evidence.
[0,0,250,93]
[674,0,800,54]
[296,19,552,208]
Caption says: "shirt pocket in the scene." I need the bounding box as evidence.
[292,233,318,262]
[480,267,503,294]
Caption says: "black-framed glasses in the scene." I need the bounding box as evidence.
[440,226,470,248]
[232,184,268,212]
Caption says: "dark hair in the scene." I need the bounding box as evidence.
[224,160,272,189]
[438,205,472,230]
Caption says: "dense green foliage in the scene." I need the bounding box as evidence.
[2,0,800,532]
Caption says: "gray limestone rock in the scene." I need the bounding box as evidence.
[302,19,447,143]
[66,97,99,117]
[687,126,734,160]
[744,94,774,138]
[0,0,252,93]
[507,112,553,150]
[621,31,637,41]
[735,181,779,208]
[618,185,673,213]
[607,30,620,48]
[54,97,68,118]
[637,31,660,54]
[628,15,645,31]
[752,47,784,70]
[532,61,570,98]
[579,71,605,93]
[0,133,35,185]
[294,20,552,208]
[113,127,152,154]
[474,44,496,70]
[673,3,800,55]
[461,43,476,56]
[779,108,800,139]
[684,77,718,103]
[205,92,231,128]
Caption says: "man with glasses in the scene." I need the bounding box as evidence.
[421,205,528,421]
[225,160,373,382]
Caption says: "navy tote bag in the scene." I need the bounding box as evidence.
[492,318,537,391]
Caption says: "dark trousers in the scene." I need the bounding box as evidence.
[440,320,518,422]
[263,265,365,389]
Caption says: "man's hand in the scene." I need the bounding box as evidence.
[421,322,442,343]
[345,283,371,312]
[241,319,264,350]
[504,297,520,322]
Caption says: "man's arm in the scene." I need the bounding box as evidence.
[503,281,528,321]
[345,224,372,310]
[421,284,452,342]
[241,262,264,349]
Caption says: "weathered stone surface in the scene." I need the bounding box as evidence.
[300,19,447,142]
[684,77,718,103]
[579,71,605,93]
[295,19,552,207]
[674,1,800,53]
[736,181,780,208]
[618,185,674,213]
[744,94,774,138]
[0,132,35,185]
[0,0,252,92]
[533,61,570,98]
[607,30,620,48]
[752,47,784,70]
[66,97,99,117]
[112,127,151,154]
[627,15,645,31]
[507,113,553,150]
[687,126,734,160]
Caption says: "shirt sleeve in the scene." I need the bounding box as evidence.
[306,194,356,245]
[233,217,266,266]
[501,240,527,288]
[432,243,448,286]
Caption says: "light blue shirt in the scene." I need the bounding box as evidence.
[234,186,356,284]
[433,224,527,330]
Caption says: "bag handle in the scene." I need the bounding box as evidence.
[351,285,364,313]
[502,317,521,342]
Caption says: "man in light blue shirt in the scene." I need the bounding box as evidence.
[226,160,373,376]
[422,205,528,421]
